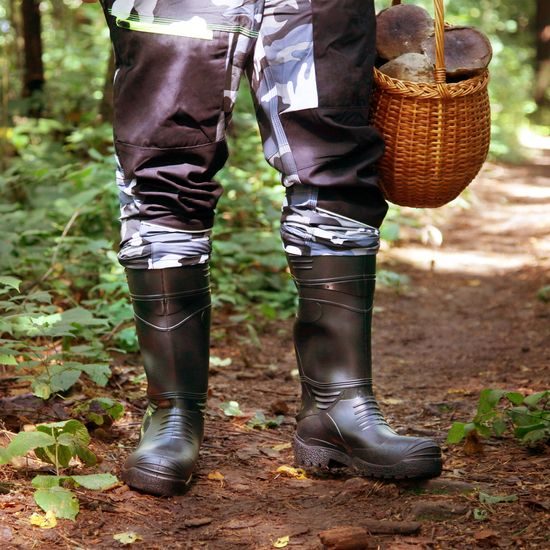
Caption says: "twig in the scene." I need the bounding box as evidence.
[100,320,130,342]
[57,531,82,549]
[39,208,81,284]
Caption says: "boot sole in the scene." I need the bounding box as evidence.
[122,466,192,497]
[294,436,442,480]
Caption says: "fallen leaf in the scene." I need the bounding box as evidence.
[113,531,142,545]
[382,397,404,405]
[1,503,24,512]
[207,471,225,481]
[479,492,518,505]
[9,455,48,470]
[260,446,280,458]
[273,535,290,548]
[270,400,289,415]
[474,528,498,541]
[275,465,307,480]
[235,445,260,461]
[272,443,292,452]
[30,510,57,529]
[183,517,213,528]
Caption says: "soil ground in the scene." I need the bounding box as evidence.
[1,157,549,549]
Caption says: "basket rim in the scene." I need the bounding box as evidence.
[373,67,489,99]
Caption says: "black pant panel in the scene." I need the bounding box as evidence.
[311,0,377,108]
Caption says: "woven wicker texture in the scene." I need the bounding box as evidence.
[370,0,491,208]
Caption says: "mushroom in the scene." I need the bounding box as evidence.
[421,26,493,78]
[376,4,434,60]
[378,53,435,83]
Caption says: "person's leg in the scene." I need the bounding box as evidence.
[101,0,261,494]
[250,0,442,479]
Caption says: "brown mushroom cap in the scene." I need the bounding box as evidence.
[421,26,493,78]
[376,4,434,60]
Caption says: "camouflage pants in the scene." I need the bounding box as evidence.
[101,0,388,268]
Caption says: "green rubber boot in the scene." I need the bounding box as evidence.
[121,265,210,496]
[287,254,442,480]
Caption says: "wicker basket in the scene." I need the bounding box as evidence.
[370,0,491,208]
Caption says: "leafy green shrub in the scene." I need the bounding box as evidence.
[0,120,139,394]
[447,388,550,447]
[212,89,296,319]
[0,277,111,399]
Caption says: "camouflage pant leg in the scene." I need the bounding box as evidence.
[249,0,387,256]
[101,0,262,268]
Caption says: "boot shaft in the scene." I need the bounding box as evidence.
[287,255,377,389]
[126,265,211,401]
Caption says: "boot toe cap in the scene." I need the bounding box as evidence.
[124,449,195,479]
[122,453,194,496]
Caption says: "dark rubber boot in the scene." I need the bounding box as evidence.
[287,255,442,480]
[121,265,211,496]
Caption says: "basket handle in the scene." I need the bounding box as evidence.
[390,0,446,83]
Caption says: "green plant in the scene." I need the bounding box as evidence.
[377,269,410,291]
[0,277,111,399]
[0,124,138,396]
[247,411,284,430]
[0,420,118,520]
[219,400,244,417]
[210,89,297,321]
[447,388,550,447]
[537,285,550,303]
[73,397,125,428]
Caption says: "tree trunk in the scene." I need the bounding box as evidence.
[534,0,550,107]
[21,0,44,116]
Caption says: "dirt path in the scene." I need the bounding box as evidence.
[1,158,549,549]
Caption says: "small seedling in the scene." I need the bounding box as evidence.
[219,400,244,417]
[73,397,124,428]
[0,419,118,520]
[247,411,284,430]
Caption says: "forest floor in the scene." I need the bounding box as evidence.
[1,156,549,549]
